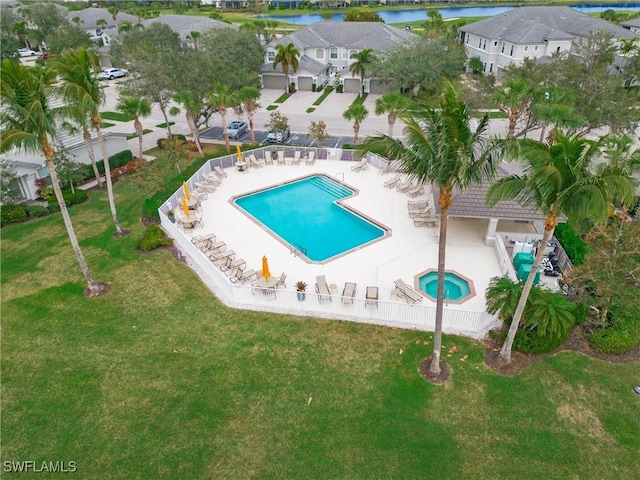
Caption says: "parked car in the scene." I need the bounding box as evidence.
[266,127,291,143]
[226,121,248,139]
[99,68,129,80]
[16,48,37,57]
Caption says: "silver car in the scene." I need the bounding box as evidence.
[99,68,129,80]
[227,121,248,139]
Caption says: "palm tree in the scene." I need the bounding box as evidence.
[349,48,374,95]
[72,16,83,28]
[486,132,636,364]
[96,18,108,30]
[600,134,640,174]
[375,91,411,137]
[468,57,484,75]
[361,82,504,375]
[0,59,104,296]
[118,21,134,33]
[53,48,125,236]
[208,83,240,153]
[116,96,151,161]
[60,113,103,190]
[236,87,261,146]
[273,42,300,94]
[172,91,204,156]
[107,6,119,27]
[343,103,368,146]
[187,30,201,50]
[531,87,583,142]
[619,37,638,73]
[493,78,532,136]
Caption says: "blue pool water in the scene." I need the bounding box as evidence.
[418,271,472,302]
[234,175,386,262]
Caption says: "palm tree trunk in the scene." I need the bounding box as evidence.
[430,190,451,375]
[186,112,203,156]
[95,122,124,236]
[539,123,547,143]
[499,221,555,363]
[83,128,104,188]
[44,143,99,295]
[220,108,230,153]
[508,109,518,136]
[353,122,359,146]
[134,118,144,160]
[248,107,256,145]
[388,113,396,138]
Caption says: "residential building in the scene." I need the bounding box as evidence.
[261,21,415,92]
[620,16,640,36]
[459,6,636,77]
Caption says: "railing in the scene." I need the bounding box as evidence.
[552,235,574,272]
[289,243,307,257]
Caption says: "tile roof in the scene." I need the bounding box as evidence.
[141,14,235,40]
[620,17,640,28]
[267,21,415,52]
[261,54,328,75]
[461,6,636,44]
[66,7,138,30]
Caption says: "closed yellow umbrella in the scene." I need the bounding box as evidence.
[182,181,190,200]
[236,144,242,162]
[262,256,271,279]
[181,196,190,216]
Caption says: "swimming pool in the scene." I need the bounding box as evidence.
[234,175,387,262]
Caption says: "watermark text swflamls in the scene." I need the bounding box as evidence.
[3,461,77,473]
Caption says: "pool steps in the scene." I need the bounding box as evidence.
[309,176,352,199]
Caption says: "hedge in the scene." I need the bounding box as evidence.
[137,224,173,251]
[1,204,28,227]
[555,223,587,265]
[589,323,639,354]
[47,189,88,211]
[79,150,134,183]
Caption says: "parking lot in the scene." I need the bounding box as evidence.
[199,125,355,148]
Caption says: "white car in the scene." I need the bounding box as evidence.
[99,68,129,80]
[17,48,37,57]
[266,128,291,143]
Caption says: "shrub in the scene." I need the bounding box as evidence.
[0,204,27,227]
[47,189,88,210]
[555,223,587,265]
[513,327,569,354]
[572,302,590,325]
[157,138,168,149]
[289,82,296,93]
[112,158,144,179]
[336,85,344,93]
[137,224,173,251]
[312,83,316,92]
[589,323,639,354]
[266,105,278,111]
[24,205,50,219]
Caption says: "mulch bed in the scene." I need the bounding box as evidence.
[419,357,451,385]
[85,281,112,298]
[484,325,640,376]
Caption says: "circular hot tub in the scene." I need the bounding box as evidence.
[416,269,475,304]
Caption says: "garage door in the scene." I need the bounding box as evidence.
[262,74,287,90]
[298,76,313,91]
[369,79,389,94]
[344,78,361,93]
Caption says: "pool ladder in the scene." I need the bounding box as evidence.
[290,243,307,257]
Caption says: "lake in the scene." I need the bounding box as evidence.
[257,3,640,25]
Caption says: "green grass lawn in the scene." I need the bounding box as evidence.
[126,129,153,140]
[100,111,135,122]
[1,152,639,479]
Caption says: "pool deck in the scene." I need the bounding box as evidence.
[178,159,504,316]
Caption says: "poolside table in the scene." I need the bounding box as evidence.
[256,276,278,288]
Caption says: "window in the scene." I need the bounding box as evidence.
[534,45,539,52]
[556,46,561,53]
[478,39,482,48]
[501,42,505,53]
[489,63,494,73]
[524,45,528,52]
[509,45,514,56]
[342,48,348,60]
[482,40,487,50]
[267,50,275,62]
[315,49,324,59]
[494,41,498,47]
[330,47,338,60]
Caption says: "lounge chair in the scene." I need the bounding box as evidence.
[384,173,402,188]
[277,151,285,165]
[274,272,287,289]
[413,216,438,228]
[315,275,332,303]
[223,258,246,274]
[195,181,215,193]
[203,172,221,186]
[408,199,428,209]
[406,184,424,198]
[305,151,315,165]
[396,177,414,193]
[232,268,256,285]
[214,165,227,178]
[249,154,264,168]
[205,240,226,254]
[291,151,302,165]
[365,286,379,308]
[210,250,235,266]
[393,279,423,304]
[191,233,216,249]
[351,158,368,172]
[341,282,357,304]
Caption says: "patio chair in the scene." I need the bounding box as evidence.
[397,178,415,193]
[406,184,425,198]
[384,173,402,188]
[195,181,215,193]
[412,214,438,228]
[249,154,264,168]
[408,198,428,209]
[233,268,256,285]
[265,151,275,165]
[351,158,368,172]
[274,272,287,289]
[210,250,235,266]
[305,151,315,165]
[365,286,379,308]
[393,279,423,304]
[214,165,227,178]
[191,233,215,249]
[291,151,302,165]
[315,275,332,303]
[341,282,357,304]
[277,150,285,165]
[203,172,221,185]
[206,240,226,255]
[224,258,246,275]
[409,206,434,219]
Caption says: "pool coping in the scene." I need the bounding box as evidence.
[228,173,391,265]
[414,268,477,305]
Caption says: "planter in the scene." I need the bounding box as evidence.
[297,292,306,301]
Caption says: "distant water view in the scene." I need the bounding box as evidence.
[257,3,640,25]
